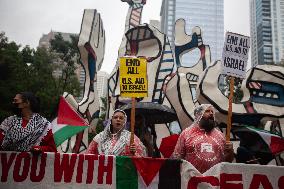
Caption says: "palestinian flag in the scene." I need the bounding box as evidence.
[52,96,89,146]
[232,126,284,155]
[116,156,182,189]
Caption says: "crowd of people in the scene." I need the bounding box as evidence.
[1,92,277,173]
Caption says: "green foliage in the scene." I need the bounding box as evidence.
[0,32,23,121]
[0,32,81,121]
[49,33,81,96]
[96,97,108,134]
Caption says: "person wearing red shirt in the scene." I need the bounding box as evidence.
[172,104,234,173]
[0,92,57,152]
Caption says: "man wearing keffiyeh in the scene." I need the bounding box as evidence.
[172,104,234,173]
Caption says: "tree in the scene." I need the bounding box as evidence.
[0,32,23,121]
[21,46,35,65]
[96,97,108,133]
[49,34,81,96]
[35,33,81,119]
[0,32,81,121]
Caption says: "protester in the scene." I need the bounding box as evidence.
[86,109,146,156]
[172,104,234,173]
[0,92,57,152]
[134,114,154,157]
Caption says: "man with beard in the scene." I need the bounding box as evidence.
[0,92,57,152]
[172,104,234,173]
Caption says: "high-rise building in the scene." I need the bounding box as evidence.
[38,30,75,49]
[38,30,85,99]
[96,71,109,109]
[160,0,224,65]
[250,0,284,66]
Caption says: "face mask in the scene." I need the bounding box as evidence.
[12,103,22,117]
[199,117,215,132]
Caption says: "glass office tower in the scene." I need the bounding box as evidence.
[160,0,224,66]
[250,0,284,66]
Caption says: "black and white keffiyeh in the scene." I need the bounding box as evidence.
[0,113,51,151]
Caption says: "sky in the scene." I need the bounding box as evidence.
[0,0,250,73]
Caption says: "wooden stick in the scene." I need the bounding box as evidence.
[72,110,90,153]
[226,77,234,142]
[130,97,136,146]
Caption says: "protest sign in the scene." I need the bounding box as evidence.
[222,32,250,78]
[221,32,250,141]
[120,57,148,98]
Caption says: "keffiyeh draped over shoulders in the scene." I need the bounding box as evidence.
[87,120,146,156]
[0,113,51,151]
[95,120,131,155]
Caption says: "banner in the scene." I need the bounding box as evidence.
[222,32,250,78]
[119,57,148,98]
[1,152,284,189]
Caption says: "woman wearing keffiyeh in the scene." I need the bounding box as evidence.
[86,109,146,156]
[172,104,234,173]
[0,92,57,152]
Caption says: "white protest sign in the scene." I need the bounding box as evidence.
[222,32,250,78]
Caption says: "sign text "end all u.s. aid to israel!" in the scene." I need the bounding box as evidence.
[222,32,250,78]
[120,57,148,98]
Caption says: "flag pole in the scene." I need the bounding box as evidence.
[72,110,90,153]
[226,76,234,142]
[130,97,136,154]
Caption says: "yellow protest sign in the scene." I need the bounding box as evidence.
[120,57,148,97]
